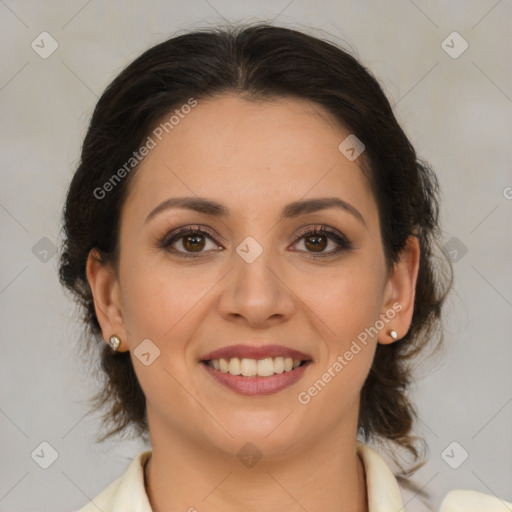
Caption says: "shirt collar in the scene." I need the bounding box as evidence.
[110,449,153,511]
[356,441,405,511]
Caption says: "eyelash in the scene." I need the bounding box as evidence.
[159,224,352,259]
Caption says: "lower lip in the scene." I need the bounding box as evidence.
[201,362,311,396]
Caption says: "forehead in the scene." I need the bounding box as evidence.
[122,94,377,227]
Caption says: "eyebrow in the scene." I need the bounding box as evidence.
[145,196,367,227]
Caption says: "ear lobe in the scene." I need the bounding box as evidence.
[86,248,128,351]
[378,235,421,345]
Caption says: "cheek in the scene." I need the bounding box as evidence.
[297,345,375,427]
[118,253,203,341]
[290,258,385,340]
[290,258,383,400]
[295,266,380,416]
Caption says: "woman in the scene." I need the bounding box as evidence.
[59,24,510,512]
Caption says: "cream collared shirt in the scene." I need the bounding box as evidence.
[75,442,511,512]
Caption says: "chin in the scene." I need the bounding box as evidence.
[210,408,306,453]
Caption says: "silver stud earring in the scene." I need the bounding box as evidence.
[109,335,121,351]
[389,330,398,340]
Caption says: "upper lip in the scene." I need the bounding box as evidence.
[200,344,312,361]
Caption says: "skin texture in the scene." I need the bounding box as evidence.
[86,94,420,512]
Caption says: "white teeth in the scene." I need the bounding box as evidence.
[257,358,275,377]
[274,356,284,373]
[241,358,257,377]
[228,357,241,375]
[207,356,305,377]
[219,358,229,373]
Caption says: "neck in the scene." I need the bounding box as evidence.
[144,421,368,512]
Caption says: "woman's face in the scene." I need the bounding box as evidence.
[88,94,419,458]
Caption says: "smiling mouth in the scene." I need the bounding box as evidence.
[203,357,310,377]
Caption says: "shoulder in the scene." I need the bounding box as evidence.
[356,442,511,512]
[75,477,123,512]
[398,485,512,512]
[73,449,153,512]
[440,489,512,511]
[72,478,121,512]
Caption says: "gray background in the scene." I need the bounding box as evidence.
[1,0,511,511]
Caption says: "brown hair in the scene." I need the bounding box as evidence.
[59,23,453,478]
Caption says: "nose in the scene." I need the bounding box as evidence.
[216,241,296,329]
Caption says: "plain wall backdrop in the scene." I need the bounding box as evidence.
[1,0,511,510]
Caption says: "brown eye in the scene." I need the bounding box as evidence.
[181,233,206,252]
[292,226,352,258]
[161,226,222,258]
[304,234,328,252]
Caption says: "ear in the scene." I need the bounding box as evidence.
[378,235,421,345]
[86,248,129,352]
